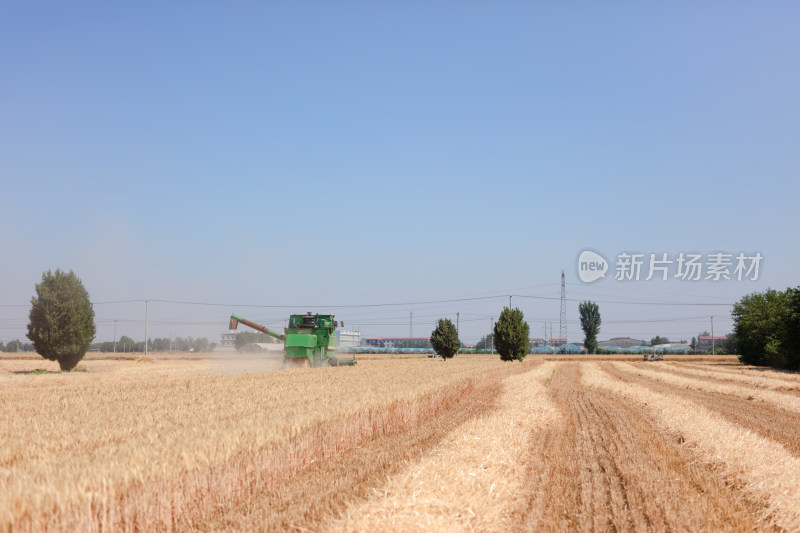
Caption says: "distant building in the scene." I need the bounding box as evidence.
[548,338,567,347]
[529,338,545,348]
[220,332,237,348]
[216,332,238,352]
[599,337,648,349]
[697,336,727,351]
[337,330,361,350]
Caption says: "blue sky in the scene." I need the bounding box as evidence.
[1,2,797,346]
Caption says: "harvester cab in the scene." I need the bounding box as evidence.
[229,312,356,369]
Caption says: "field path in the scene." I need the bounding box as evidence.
[511,363,767,532]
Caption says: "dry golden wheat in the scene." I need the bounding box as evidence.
[0,357,507,531]
[332,362,559,533]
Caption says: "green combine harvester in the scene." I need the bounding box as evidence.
[228,312,356,369]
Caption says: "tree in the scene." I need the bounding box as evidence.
[579,301,601,354]
[690,337,697,350]
[493,307,529,362]
[430,318,460,361]
[4,340,21,353]
[118,336,135,352]
[650,336,669,346]
[27,269,96,371]
[733,287,800,369]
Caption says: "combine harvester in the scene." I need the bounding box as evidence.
[229,313,356,369]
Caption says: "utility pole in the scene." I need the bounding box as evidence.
[509,295,512,308]
[113,320,118,353]
[490,317,494,354]
[711,315,715,356]
[145,300,149,356]
[560,270,567,344]
[410,312,413,338]
[456,312,460,354]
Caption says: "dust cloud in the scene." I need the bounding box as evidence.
[205,351,285,375]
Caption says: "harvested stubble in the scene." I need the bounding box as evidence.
[511,363,765,532]
[615,361,800,414]
[0,357,507,532]
[603,363,800,457]
[585,363,800,531]
[680,362,800,387]
[661,363,800,395]
[332,362,560,533]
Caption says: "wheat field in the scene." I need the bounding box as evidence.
[2,354,799,531]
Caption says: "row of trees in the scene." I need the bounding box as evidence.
[90,336,215,353]
[0,341,36,352]
[234,331,280,349]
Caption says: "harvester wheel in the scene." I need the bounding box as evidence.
[283,357,310,370]
[328,357,339,367]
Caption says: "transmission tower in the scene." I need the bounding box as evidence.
[559,270,567,343]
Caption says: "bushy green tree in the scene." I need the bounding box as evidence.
[430,318,460,361]
[493,307,529,362]
[579,301,601,354]
[733,287,800,369]
[27,269,96,371]
[650,335,669,346]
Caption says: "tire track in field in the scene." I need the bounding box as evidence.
[606,364,800,457]
[191,364,534,533]
[511,363,766,532]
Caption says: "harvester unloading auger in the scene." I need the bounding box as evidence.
[228,313,356,369]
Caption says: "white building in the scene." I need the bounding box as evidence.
[338,330,361,350]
